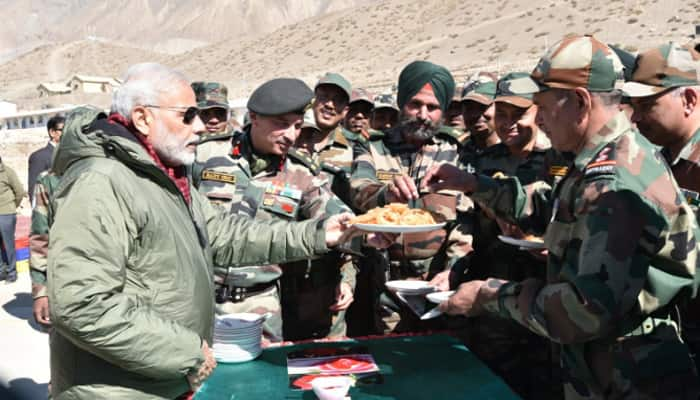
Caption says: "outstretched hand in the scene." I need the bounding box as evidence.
[420,164,476,194]
[325,213,397,249]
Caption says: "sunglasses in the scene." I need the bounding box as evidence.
[144,105,200,125]
[199,107,230,123]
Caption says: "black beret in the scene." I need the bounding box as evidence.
[247,78,313,116]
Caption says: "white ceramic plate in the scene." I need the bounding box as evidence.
[214,338,260,345]
[426,290,455,304]
[213,327,262,335]
[214,349,261,363]
[215,313,265,330]
[385,280,436,294]
[213,344,261,352]
[353,222,446,233]
[497,235,547,250]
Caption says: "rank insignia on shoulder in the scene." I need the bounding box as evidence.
[202,169,237,184]
[584,144,617,177]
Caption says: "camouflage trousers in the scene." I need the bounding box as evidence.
[563,323,700,400]
[462,314,561,400]
[279,272,347,341]
[215,285,283,343]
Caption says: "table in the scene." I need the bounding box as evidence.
[195,334,520,399]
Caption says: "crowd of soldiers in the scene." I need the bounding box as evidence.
[25,33,700,400]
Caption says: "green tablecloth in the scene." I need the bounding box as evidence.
[195,334,520,399]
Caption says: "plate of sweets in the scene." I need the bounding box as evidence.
[350,203,446,233]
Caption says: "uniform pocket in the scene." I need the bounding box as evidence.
[544,219,574,259]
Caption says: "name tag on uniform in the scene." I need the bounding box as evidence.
[202,169,237,184]
[377,171,399,182]
[549,166,569,177]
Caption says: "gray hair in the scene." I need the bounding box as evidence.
[111,63,189,121]
[551,87,621,109]
[591,90,622,107]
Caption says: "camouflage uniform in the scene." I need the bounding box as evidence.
[190,81,236,186]
[622,42,700,374]
[472,36,700,399]
[351,126,474,332]
[296,110,383,336]
[458,73,499,173]
[296,124,358,209]
[196,129,355,341]
[463,73,570,400]
[663,128,700,373]
[29,171,60,300]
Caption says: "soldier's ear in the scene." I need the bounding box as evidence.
[681,87,698,116]
[132,106,151,136]
[573,87,592,118]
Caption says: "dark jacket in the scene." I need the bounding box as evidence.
[27,142,55,202]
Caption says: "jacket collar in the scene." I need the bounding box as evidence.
[573,112,629,171]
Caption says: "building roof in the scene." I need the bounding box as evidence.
[68,74,120,86]
[37,83,72,93]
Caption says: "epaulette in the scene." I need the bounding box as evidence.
[197,129,236,146]
[287,148,321,175]
[436,126,463,143]
[368,129,385,141]
[320,161,345,177]
[583,142,617,179]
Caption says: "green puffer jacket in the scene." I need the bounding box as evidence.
[47,117,328,400]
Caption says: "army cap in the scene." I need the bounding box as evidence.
[495,72,540,108]
[531,35,624,92]
[349,88,374,107]
[247,78,313,116]
[373,93,399,111]
[315,72,352,101]
[622,42,700,97]
[452,85,464,102]
[461,72,498,105]
[191,82,229,109]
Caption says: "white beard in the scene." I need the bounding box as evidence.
[151,121,196,167]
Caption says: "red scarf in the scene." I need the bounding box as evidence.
[107,114,192,205]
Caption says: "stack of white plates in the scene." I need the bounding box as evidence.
[212,313,263,363]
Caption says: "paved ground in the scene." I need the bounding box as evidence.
[0,271,50,399]
[1,213,49,399]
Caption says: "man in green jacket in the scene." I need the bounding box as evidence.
[47,63,368,400]
[0,155,26,283]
